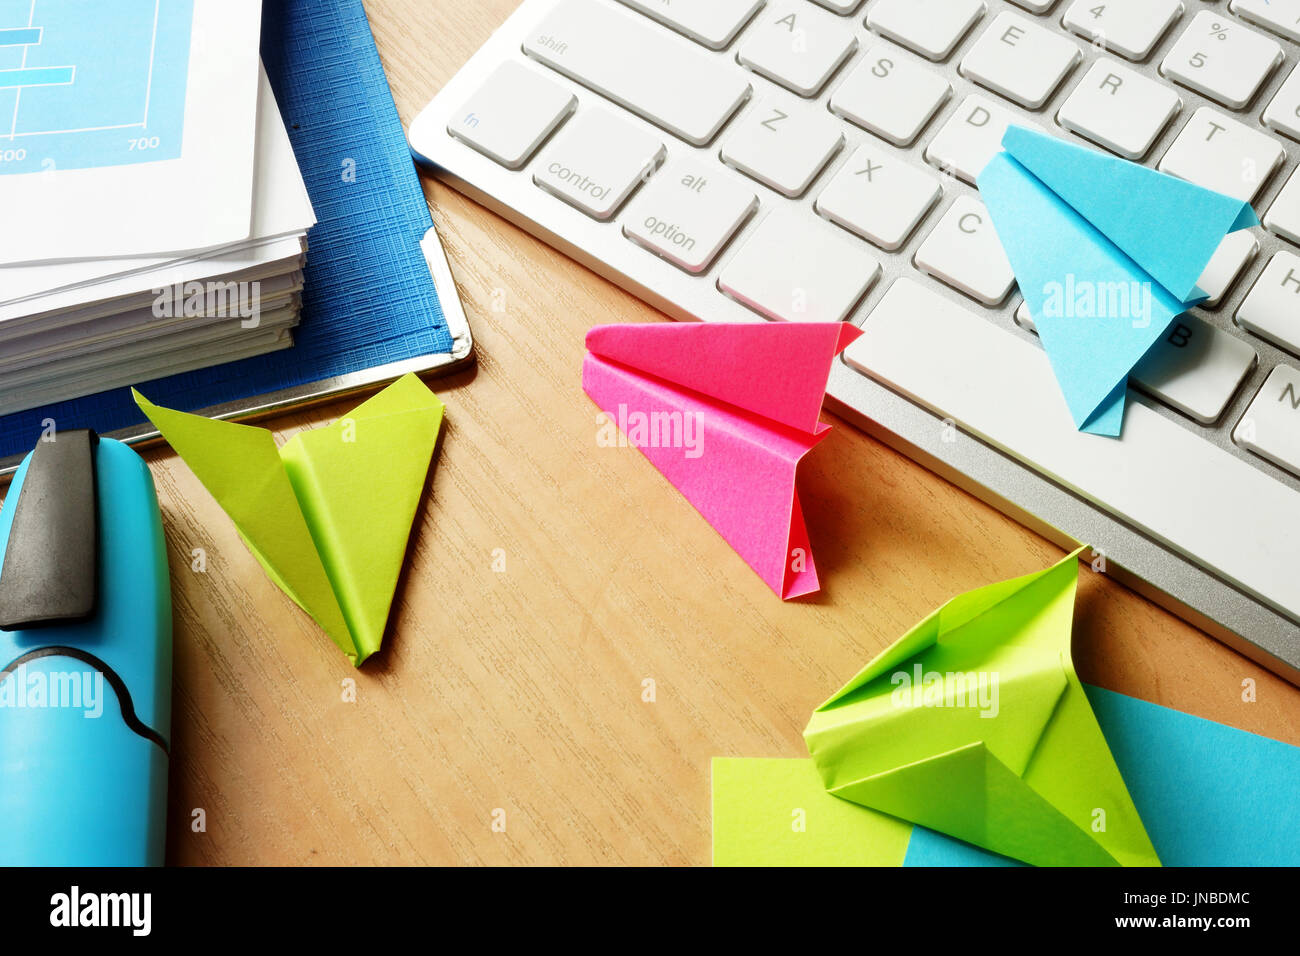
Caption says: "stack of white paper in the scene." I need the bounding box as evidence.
[0,0,312,416]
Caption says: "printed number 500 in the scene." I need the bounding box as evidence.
[0,148,26,162]
[129,136,161,151]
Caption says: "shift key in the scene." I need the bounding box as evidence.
[523,0,752,146]
[623,158,757,273]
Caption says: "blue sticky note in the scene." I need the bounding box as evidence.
[904,825,1020,867]
[904,685,1300,866]
[977,127,1256,437]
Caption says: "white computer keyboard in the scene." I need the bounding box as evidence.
[409,0,1300,678]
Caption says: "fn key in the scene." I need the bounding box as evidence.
[447,62,576,169]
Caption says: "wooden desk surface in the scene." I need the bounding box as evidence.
[26,0,1298,865]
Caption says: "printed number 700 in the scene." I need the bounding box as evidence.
[128,136,161,151]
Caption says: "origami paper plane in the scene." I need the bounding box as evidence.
[134,373,444,665]
[978,126,1258,436]
[715,684,1300,866]
[802,549,1161,867]
[582,321,860,600]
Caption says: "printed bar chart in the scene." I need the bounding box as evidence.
[0,0,194,174]
[0,27,41,46]
[0,65,73,89]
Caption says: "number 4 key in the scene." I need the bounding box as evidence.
[1063,0,1184,62]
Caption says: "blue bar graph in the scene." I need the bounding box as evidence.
[0,65,73,89]
[0,1,193,174]
[0,27,40,46]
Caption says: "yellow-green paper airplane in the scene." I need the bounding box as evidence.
[134,373,444,665]
[803,549,1160,866]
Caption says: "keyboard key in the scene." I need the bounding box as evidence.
[720,97,844,197]
[960,11,1081,109]
[1264,64,1300,142]
[1128,319,1257,425]
[615,0,763,49]
[924,93,1040,184]
[533,108,665,220]
[913,196,1015,305]
[1007,0,1059,13]
[524,0,752,146]
[1062,0,1183,62]
[1236,252,1300,354]
[446,62,576,169]
[1265,169,1300,246]
[718,210,881,321]
[1234,365,1300,476]
[847,277,1300,624]
[622,159,757,273]
[737,3,857,97]
[829,44,951,146]
[1160,11,1282,110]
[815,144,943,250]
[1158,107,1286,203]
[866,0,986,62]
[810,0,863,13]
[1197,230,1260,307]
[1229,0,1300,44]
[1057,58,1180,160]
[1015,303,1256,424]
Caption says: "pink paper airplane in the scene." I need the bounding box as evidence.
[582,322,861,599]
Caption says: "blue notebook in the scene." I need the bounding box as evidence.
[0,0,470,466]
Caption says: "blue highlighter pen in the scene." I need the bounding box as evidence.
[0,431,171,866]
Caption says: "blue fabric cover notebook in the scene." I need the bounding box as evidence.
[0,0,456,460]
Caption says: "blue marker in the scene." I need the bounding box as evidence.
[0,431,171,866]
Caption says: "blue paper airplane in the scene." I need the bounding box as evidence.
[977,127,1258,436]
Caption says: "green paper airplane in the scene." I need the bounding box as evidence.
[135,373,444,665]
[803,549,1160,867]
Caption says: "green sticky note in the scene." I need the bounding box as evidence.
[711,758,912,866]
[803,549,1160,867]
[135,373,444,665]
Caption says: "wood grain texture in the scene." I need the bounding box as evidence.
[8,0,1296,866]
